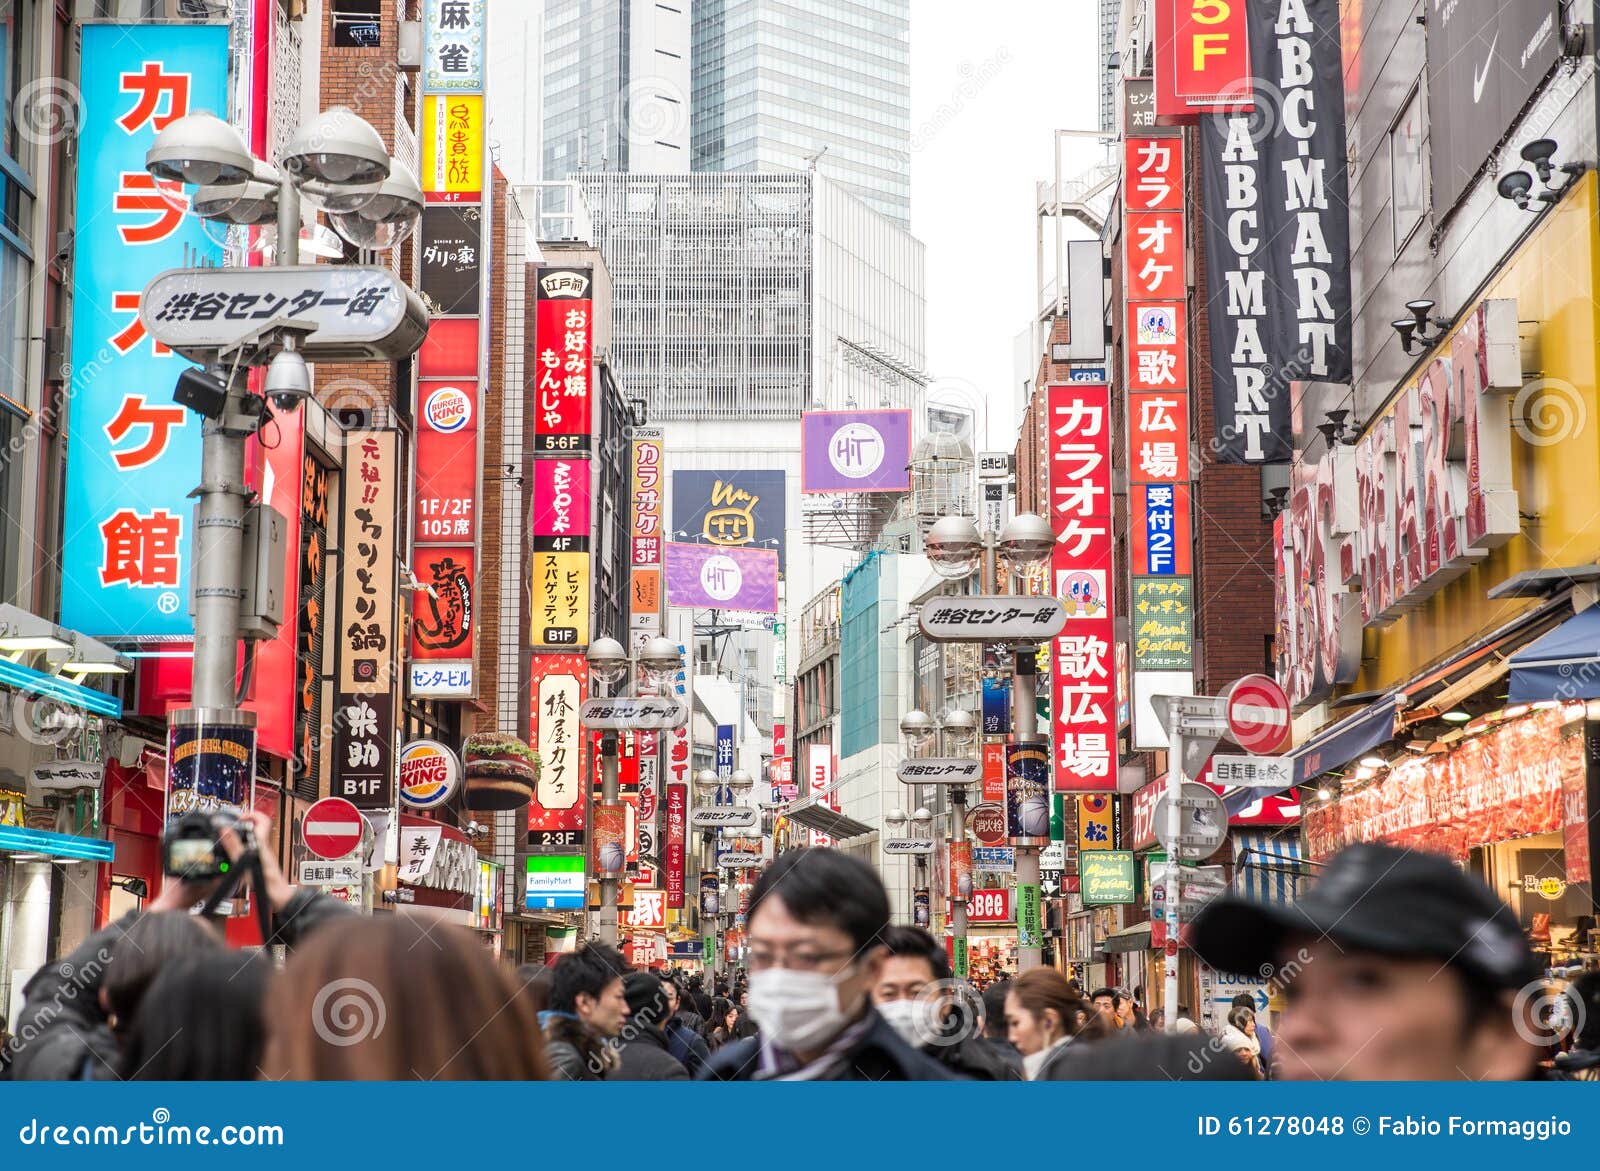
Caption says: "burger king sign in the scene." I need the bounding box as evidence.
[424,384,473,434]
[398,739,462,809]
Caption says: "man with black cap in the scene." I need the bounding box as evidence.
[1189,842,1541,1081]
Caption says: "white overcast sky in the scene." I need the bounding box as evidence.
[486,3,1105,452]
[909,2,1102,451]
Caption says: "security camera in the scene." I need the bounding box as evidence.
[264,346,311,411]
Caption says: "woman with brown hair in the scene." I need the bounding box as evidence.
[262,914,548,1080]
[1004,967,1108,1079]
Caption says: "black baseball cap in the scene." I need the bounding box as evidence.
[1189,843,1538,992]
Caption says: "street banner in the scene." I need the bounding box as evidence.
[1153,0,1253,120]
[1131,484,1193,576]
[332,432,400,809]
[410,380,479,685]
[800,409,913,493]
[528,654,587,845]
[671,470,787,571]
[1005,742,1050,846]
[664,543,779,613]
[1133,577,1194,670]
[62,23,228,639]
[1199,0,1352,463]
[420,95,484,199]
[715,724,734,778]
[1048,384,1118,792]
[1128,391,1190,484]
[419,205,482,314]
[630,429,665,564]
[665,782,687,908]
[423,0,486,92]
[533,268,594,451]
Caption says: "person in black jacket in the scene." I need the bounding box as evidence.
[700,848,955,1081]
[872,926,1017,1080]
[658,973,712,1075]
[614,971,690,1080]
[7,811,348,1081]
[541,943,629,1080]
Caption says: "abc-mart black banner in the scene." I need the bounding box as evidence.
[1199,0,1352,464]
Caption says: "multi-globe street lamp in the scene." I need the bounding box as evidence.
[898,705,980,971]
[919,510,1058,974]
[584,636,686,946]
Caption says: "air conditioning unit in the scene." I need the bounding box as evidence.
[397,21,422,72]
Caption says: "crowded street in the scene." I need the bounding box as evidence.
[0,1,1597,1155]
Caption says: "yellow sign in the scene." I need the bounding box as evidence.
[530,551,590,650]
[1076,793,1118,852]
[421,94,484,196]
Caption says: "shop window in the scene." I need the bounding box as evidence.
[331,0,382,48]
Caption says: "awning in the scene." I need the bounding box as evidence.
[1103,922,1151,953]
[1287,695,1397,786]
[1233,832,1304,905]
[782,797,873,841]
[1507,604,1600,703]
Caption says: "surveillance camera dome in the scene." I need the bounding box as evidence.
[264,348,311,411]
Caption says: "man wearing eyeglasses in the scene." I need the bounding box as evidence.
[699,848,957,1080]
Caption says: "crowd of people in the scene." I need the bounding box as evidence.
[0,819,1596,1082]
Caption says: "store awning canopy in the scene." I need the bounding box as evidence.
[782,797,872,842]
[1507,605,1600,703]
[1103,922,1150,953]
[1287,695,1398,786]
[1233,832,1305,905]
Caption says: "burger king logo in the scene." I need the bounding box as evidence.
[398,739,461,809]
[424,385,472,434]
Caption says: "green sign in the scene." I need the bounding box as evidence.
[953,934,969,980]
[1049,792,1066,841]
[703,935,714,965]
[1016,883,1042,948]
[1080,850,1137,905]
[1132,576,1193,669]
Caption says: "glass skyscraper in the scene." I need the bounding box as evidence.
[691,0,911,226]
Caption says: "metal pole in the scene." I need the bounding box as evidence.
[597,728,620,946]
[1013,645,1042,972]
[1162,720,1185,1031]
[187,173,304,714]
[950,785,969,978]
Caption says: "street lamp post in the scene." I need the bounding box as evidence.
[585,636,684,947]
[899,706,977,974]
[694,766,722,976]
[144,111,423,718]
[924,512,1057,972]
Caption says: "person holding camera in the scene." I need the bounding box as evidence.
[7,811,349,1080]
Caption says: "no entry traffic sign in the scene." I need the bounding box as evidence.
[1224,674,1291,754]
[302,797,366,860]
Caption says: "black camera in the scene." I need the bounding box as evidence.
[161,809,254,880]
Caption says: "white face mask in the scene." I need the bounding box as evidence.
[877,997,936,1048]
[747,965,857,1053]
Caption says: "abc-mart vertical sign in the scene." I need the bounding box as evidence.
[410,0,488,700]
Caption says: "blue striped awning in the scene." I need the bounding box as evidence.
[1233,832,1303,905]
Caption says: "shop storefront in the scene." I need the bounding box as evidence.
[1278,176,1600,967]
[0,613,129,1017]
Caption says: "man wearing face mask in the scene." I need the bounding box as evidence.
[874,926,1019,1079]
[699,849,957,1080]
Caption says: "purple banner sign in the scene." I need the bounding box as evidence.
[800,409,912,493]
[664,543,779,613]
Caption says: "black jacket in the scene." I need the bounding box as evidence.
[615,1023,690,1080]
[699,1009,960,1081]
[1552,1048,1600,1081]
[8,888,349,1081]
[543,1014,616,1081]
[664,1014,712,1076]
[935,1033,1022,1080]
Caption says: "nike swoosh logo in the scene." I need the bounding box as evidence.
[1473,32,1499,104]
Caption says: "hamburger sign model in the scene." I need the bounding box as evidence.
[461,731,540,811]
[397,739,462,810]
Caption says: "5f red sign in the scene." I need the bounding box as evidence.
[1154,0,1253,121]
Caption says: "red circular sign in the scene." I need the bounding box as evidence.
[969,803,1007,846]
[1225,674,1291,754]
[1165,939,1179,957]
[301,797,366,860]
